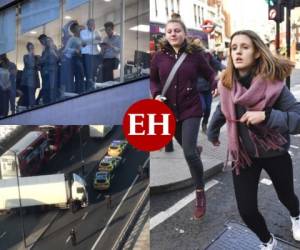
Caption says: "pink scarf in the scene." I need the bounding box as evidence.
[218,76,287,174]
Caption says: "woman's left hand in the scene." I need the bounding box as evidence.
[240,111,266,126]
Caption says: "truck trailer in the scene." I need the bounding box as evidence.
[0,173,88,211]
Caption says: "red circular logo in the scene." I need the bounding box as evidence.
[122,99,176,151]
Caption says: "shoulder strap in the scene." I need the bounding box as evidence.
[161,52,187,97]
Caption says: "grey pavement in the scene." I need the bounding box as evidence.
[150,68,300,194]
[150,98,226,193]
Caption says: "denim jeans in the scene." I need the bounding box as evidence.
[200,90,212,124]
[174,117,204,189]
[83,54,101,91]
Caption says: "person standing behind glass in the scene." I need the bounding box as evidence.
[0,58,10,117]
[40,37,59,104]
[37,34,48,105]
[0,54,17,114]
[61,21,84,94]
[22,42,40,108]
[80,19,101,91]
[101,22,121,82]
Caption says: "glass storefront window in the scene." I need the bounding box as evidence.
[0,0,149,119]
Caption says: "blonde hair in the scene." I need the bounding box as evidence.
[222,30,294,89]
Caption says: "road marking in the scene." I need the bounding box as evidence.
[65,235,71,244]
[291,145,299,149]
[150,179,219,231]
[289,150,294,156]
[91,157,149,250]
[69,155,75,161]
[49,153,57,160]
[260,178,272,186]
[97,193,102,199]
[0,232,6,239]
[82,212,89,220]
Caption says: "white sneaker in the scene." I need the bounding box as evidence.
[291,216,300,241]
[259,234,277,250]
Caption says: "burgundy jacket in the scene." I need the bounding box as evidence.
[150,42,216,121]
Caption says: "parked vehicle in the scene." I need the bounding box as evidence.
[107,140,128,157]
[39,125,79,152]
[0,173,88,212]
[93,171,111,191]
[89,125,113,138]
[98,155,121,172]
[0,131,50,179]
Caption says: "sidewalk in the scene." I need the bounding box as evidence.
[150,100,227,194]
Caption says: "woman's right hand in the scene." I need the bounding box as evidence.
[155,95,167,102]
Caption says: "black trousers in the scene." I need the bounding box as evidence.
[102,58,115,82]
[174,117,204,189]
[232,152,300,243]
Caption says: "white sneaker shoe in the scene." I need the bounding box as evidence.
[291,216,300,241]
[259,234,277,250]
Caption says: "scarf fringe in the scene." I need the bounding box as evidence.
[249,129,287,157]
[224,147,252,175]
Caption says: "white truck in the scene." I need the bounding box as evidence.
[89,125,113,138]
[0,173,88,212]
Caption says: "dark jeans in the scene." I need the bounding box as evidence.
[9,78,16,114]
[232,152,300,243]
[42,69,57,104]
[200,90,212,124]
[103,58,115,82]
[83,54,101,91]
[73,55,85,94]
[174,117,204,189]
[0,89,9,117]
[27,86,36,107]
[60,56,74,93]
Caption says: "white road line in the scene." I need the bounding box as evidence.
[0,231,6,239]
[290,145,299,149]
[91,175,140,250]
[289,150,294,156]
[69,155,75,161]
[65,235,71,244]
[82,212,89,220]
[97,193,102,199]
[150,179,219,231]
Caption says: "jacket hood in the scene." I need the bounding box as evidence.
[158,37,204,55]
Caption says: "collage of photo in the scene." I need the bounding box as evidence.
[1,0,300,249]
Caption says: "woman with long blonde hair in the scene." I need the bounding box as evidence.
[207,30,300,249]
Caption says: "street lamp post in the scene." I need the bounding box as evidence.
[13,150,26,248]
[79,127,85,175]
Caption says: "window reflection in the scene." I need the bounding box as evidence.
[0,0,149,118]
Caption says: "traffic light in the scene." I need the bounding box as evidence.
[268,0,284,22]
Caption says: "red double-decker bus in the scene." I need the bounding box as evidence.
[0,131,50,179]
[38,126,80,153]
